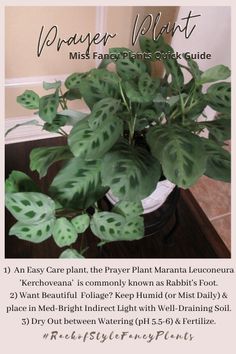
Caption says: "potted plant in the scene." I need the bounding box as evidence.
[5,36,231,258]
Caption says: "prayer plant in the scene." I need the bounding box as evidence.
[5,36,231,258]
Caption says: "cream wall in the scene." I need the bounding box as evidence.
[5,6,179,119]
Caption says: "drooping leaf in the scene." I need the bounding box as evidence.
[200,65,231,84]
[147,126,206,188]
[88,97,121,129]
[101,140,161,201]
[5,171,40,193]
[5,192,55,224]
[5,119,41,137]
[30,145,73,178]
[201,138,231,182]
[39,92,59,123]
[59,248,85,258]
[43,81,61,90]
[17,90,39,109]
[112,200,143,218]
[68,117,122,159]
[52,217,78,247]
[206,82,231,113]
[49,158,108,209]
[9,218,55,243]
[71,214,90,233]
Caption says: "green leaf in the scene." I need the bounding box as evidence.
[206,82,231,113]
[52,217,78,247]
[90,211,144,243]
[39,92,59,123]
[202,138,230,182]
[68,117,122,159]
[147,126,206,188]
[90,211,125,242]
[43,114,67,133]
[139,36,164,60]
[88,97,121,129]
[59,248,85,258]
[101,140,161,201]
[138,73,160,99]
[116,58,147,80]
[71,214,90,233]
[9,219,55,243]
[112,200,143,218]
[200,65,231,84]
[78,69,119,109]
[63,88,81,100]
[5,120,41,137]
[17,90,39,109]
[203,118,231,142]
[43,81,61,90]
[49,158,107,209]
[123,81,150,103]
[57,110,88,126]
[5,171,40,193]
[30,146,73,178]
[5,192,55,224]
[184,55,201,82]
[122,216,144,240]
[65,72,87,89]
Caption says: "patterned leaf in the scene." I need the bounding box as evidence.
[202,138,230,182]
[63,88,81,100]
[184,55,202,82]
[5,192,55,224]
[116,58,147,80]
[52,217,78,247]
[9,218,55,243]
[39,92,59,123]
[78,69,119,109]
[43,114,67,133]
[65,72,87,89]
[123,81,150,103]
[71,214,90,233]
[101,140,161,201]
[90,212,125,242]
[17,90,39,109]
[112,200,143,218]
[200,65,231,84]
[90,211,144,243]
[203,118,231,142]
[147,126,206,188]
[68,117,122,159]
[49,158,107,209]
[5,171,40,193]
[88,97,121,129]
[30,146,73,178]
[59,248,85,258]
[206,82,231,113]
[139,36,164,60]
[138,73,160,99]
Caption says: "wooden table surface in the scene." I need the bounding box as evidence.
[5,138,230,259]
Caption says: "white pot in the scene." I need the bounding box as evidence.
[106,180,176,214]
